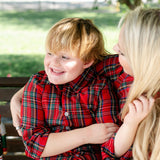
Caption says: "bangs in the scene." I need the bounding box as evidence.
[45,22,79,56]
[45,18,106,63]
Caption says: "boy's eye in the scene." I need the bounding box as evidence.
[62,55,69,59]
[47,52,52,56]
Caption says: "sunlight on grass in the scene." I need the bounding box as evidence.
[0,30,46,54]
[0,9,123,54]
[0,9,124,76]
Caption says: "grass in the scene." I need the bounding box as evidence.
[0,8,124,77]
[0,54,44,77]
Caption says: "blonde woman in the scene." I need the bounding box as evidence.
[10,8,159,159]
[113,7,160,159]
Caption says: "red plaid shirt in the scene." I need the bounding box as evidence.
[21,54,133,160]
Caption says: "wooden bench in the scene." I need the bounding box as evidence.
[0,77,33,160]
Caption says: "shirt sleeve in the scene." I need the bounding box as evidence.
[95,55,133,159]
[101,134,132,160]
[95,54,133,109]
[21,73,51,159]
[95,83,132,159]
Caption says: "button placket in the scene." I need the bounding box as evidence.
[64,112,69,117]
[62,88,72,131]
[65,126,70,130]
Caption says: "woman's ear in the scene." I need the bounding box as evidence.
[83,60,94,69]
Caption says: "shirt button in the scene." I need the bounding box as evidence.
[64,112,69,117]
[75,154,79,157]
[66,126,70,130]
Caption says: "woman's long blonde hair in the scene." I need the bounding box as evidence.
[121,7,160,160]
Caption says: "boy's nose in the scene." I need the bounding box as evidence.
[51,55,60,66]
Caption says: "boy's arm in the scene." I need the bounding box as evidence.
[114,96,154,157]
[10,87,117,157]
[41,123,118,157]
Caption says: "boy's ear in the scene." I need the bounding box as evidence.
[83,60,94,69]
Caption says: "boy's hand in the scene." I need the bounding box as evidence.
[124,96,154,126]
[84,123,118,144]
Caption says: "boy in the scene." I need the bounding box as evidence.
[20,18,121,159]
[11,18,133,159]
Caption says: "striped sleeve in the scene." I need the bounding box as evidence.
[21,72,50,159]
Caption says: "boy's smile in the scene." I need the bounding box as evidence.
[50,67,64,75]
[44,51,93,85]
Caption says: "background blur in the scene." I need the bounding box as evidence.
[0,0,160,77]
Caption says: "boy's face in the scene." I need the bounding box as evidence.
[44,50,93,84]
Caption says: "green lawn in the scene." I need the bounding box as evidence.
[0,8,124,77]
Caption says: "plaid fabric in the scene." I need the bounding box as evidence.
[95,54,133,110]
[21,54,133,160]
[96,54,133,160]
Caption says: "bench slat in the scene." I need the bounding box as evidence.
[5,123,18,136]
[7,138,25,152]
[0,77,29,87]
[0,104,11,117]
[4,155,33,160]
[0,88,21,101]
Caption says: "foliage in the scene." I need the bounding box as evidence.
[0,54,44,77]
[0,9,123,77]
[118,0,142,10]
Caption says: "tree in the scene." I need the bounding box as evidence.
[118,0,142,10]
[92,0,99,9]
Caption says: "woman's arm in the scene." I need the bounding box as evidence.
[10,87,24,136]
[114,96,154,157]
